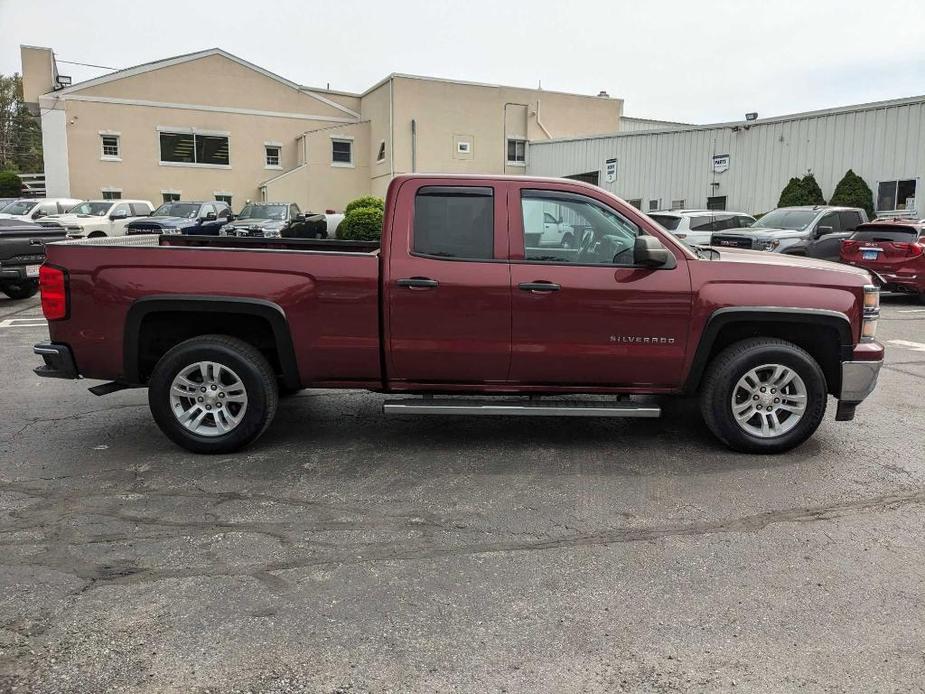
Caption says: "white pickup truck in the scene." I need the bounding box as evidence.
[39,199,154,238]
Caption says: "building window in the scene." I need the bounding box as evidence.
[162,192,181,203]
[377,140,386,162]
[877,179,917,211]
[100,134,120,160]
[101,190,122,200]
[671,199,685,209]
[707,195,727,211]
[507,139,526,164]
[332,138,353,165]
[648,199,660,211]
[265,145,281,168]
[159,131,229,166]
[627,199,642,210]
[214,193,233,207]
[457,141,471,154]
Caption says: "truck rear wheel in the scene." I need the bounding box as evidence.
[1,280,39,300]
[699,338,827,454]
[148,335,279,454]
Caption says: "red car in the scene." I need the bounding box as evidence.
[841,220,925,301]
[34,175,883,455]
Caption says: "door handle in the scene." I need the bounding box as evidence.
[518,281,560,293]
[397,277,439,289]
[29,239,45,246]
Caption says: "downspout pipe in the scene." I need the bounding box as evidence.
[534,99,552,139]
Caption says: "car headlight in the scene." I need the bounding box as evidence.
[262,228,282,239]
[160,228,181,235]
[220,223,234,233]
[861,285,880,342]
[762,240,780,251]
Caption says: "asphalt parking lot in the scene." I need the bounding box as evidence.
[0,294,923,693]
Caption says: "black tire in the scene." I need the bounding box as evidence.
[88,231,107,238]
[699,338,827,454]
[1,281,39,300]
[148,335,279,454]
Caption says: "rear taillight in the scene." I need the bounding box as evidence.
[841,240,860,255]
[893,242,924,258]
[39,264,68,320]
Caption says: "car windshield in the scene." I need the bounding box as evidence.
[1,200,38,215]
[851,225,922,243]
[752,209,818,231]
[69,202,112,216]
[238,204,287,221]
[152,203,200,219]
[648,214,681,231]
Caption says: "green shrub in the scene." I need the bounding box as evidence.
[829,169,874,219]
[344,195,384,215]
[337,206,383,241]
[777,173,826,207]
[0,170,22,197]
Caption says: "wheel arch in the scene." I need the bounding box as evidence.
[124,295,300,389]
[685,307,853,396]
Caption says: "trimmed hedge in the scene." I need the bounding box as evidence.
[830,169,874,219]
[778,173,826,207]
[337,206,383,241]
[344,195,384,215]
[0,170,22,197]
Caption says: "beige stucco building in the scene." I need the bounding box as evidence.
[22,46,622,211]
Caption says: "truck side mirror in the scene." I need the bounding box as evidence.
[633,235,674,268]
[203,212,217,221]
[816,225,834,237]
[295,213,306,222]
[110,212,128,221]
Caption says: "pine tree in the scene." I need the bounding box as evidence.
[830,169,874,219]
[800,173,826,205]
[778,177,805,207]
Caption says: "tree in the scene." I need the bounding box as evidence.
[777,172,826,207]
[0,74,43,173]
[830,169,874,219]
[337,206,383,241]
[344,195,384,215]
[0,170,23,196]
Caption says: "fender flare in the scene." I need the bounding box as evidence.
[123,295,300,388]
[684,307,854,393]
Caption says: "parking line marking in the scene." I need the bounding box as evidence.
[888,339,925,353]
[0,318,47,329]
[897,309,925,314]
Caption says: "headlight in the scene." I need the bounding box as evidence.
[762,240,780,251]
[861,285,879,342]
[160,228,181,235]
[262,228,282,239]
[220,223,234,232]
[66,225,82,232]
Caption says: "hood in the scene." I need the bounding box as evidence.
[0,213,31,221]
[229,218,284,229]
[713,246,871,279]
[128,216,194,228]
[44,213,105,226]
[712,226,805,240]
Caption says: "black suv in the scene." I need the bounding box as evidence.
[126,201,233,236]
[219,202,328,239]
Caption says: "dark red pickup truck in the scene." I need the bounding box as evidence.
[34,175,884,454]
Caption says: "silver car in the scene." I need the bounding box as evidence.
[648,209,756,245]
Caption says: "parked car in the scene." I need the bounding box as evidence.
[39,200,155,238]
[34,174,882,456]
[0,198,19,211]
[0,219,67,300]
[219,202,328,239]
[126,201,233,236]
[710,206,868,260]
[0,198,82,223]
[840,220,925,302]
[648,210,756,245]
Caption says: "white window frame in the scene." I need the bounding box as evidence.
[101,187,122,200]
[214,191,233,206]
[161,189,182,203]
[506,138,526,166]
[671,199,685,210]
[331,135,354,168]
[157,126,231,169]
[876,178,918,211]
[264,141,282,169]
[99,130,121,161]
[457,141,471,154]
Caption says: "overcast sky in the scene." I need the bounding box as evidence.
[1,0,923,123]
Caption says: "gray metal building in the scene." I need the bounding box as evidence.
[527,95,925,216]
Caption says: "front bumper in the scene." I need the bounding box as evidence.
[33,342,79,379]
[840,360,883,402]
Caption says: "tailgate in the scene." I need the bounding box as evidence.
[841,226,923,271]
[0,226,66,265]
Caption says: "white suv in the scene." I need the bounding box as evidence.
[40,200,155,238]
[0,198,82,223]
[648,209,756,245]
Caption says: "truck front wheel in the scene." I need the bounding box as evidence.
[148,335,279,454]
[699,338,827,454]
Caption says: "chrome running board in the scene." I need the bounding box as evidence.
[383,398,660,418]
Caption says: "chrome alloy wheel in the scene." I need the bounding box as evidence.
[730,363,807,438]
[169,361,248,437]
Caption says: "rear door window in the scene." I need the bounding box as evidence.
[413,186,494,259]
[839,211,862,231]
[648,214,680,231]
[688,216,715,231]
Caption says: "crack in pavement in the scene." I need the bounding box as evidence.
[1,486,922,592]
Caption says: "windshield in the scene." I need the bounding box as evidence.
[69,202,112,216]
[648,214,681,231]
[851,225,922,243]
[238,204,287,221]
[752,209,818,231]
[0,200,37,216]
[153,203,200,219]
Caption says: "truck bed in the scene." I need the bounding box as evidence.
[43,235,383,387]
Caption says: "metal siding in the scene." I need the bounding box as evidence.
[530,98,925,215]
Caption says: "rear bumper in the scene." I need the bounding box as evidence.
[33,342,79,379]
[0,265,35,282]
